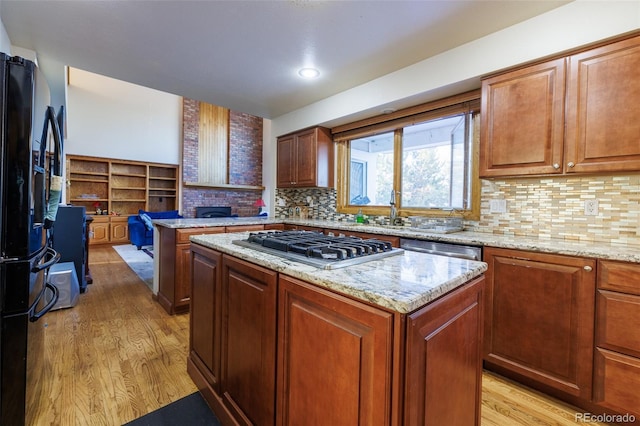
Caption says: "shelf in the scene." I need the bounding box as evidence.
[67,155,178,215]
[111,173,147,178]
[70,177,109,183]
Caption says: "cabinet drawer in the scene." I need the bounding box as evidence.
[224,224,265,233]
[596,290,640,357]
[593,348,640,417]
[598,260,640,295]
[177,227,224,243]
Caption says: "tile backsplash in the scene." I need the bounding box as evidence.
[470,174,640,244]
[277,173,640,245]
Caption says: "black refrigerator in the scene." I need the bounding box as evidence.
[0,53,63,425]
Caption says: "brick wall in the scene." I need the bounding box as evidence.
[182,98,263,218]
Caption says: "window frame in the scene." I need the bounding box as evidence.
[334,91,481,220]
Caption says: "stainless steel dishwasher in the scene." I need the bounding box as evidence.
[400,238,482,261]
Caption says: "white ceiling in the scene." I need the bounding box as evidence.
[1,0,570,120]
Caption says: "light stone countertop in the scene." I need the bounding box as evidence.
[190,232,487,314]
[153,217,281,228]
[154,217,640,263]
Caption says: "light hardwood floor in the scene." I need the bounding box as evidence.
[28,245,607,425]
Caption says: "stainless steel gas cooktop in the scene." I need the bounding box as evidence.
[233,230,404,270]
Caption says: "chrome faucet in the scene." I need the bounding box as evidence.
[390,190,398,225]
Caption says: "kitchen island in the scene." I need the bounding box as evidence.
[187,231,487,426]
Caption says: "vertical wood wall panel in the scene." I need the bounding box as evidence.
[198,103,229,184]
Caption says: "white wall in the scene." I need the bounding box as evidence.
[66,68,182,165]
[264,0,640,214]
[0,15,10,55]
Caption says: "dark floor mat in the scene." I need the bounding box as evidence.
[123,392,221,426]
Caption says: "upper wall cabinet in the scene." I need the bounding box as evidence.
[565,35,640,174]
[480,33,640,178]
[277,127,334,188]
[480,58,566,177]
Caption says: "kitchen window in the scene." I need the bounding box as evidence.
[334,92,480,220]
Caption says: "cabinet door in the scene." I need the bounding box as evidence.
[277,135,296,187]
[189,244,222,391]
[174,244,192,311]
[565,35,640,173]
[480,58,565,177]
[110,219,129,242]
[225,224,265,233]
[277,275,393,426]
[293,129,318,187]
[483,247,596,399]
[405,276,484,426]
[221,255,277,426]
[89,220,109,244]
[593,348,640,417]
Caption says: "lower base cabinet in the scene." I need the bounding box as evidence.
[483,247,596,400]
[277,275,393,426]
[592,260,640,418]
[221,255,277,426]
[188,245,485,426]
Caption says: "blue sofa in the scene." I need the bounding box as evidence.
[128,209,182,249]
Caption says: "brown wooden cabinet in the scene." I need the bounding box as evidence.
[277,127,333,188]
[66,154,178,215]
[188,245,485,426]
[158,226,225,314]
[405,276,484,426]
[480,58,566,177]
[189,244,222,391]
[480,33,640,177]
[221,255,277,426]
[593,260,640,417]
[277,275,394,426]
[109,216,129,243]
[565,34,640,174]
[88,216,110,244]
[483,247,596,400]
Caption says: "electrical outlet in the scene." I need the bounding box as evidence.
[489,199,507,213]
[584,199,599,216]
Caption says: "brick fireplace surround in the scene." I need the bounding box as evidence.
[181,98,263,218]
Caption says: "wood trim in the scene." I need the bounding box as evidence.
[183,182,264,191]
[198,103,229,184]
[331,90,481,137]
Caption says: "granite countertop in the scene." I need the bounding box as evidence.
[153,217,640,263]
[285,219,640,263]
[190,232,487,314]
[153,217,282,228]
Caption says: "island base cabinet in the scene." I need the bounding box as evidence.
[221,256,277,426]
[276,275,394,426]
[189,244,222,391]
[404,276,484,426]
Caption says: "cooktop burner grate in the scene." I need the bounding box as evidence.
[233,230,403,269]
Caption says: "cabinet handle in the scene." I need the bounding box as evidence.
[583,265,593,272]
[553,163,560,169]
[567,162,575,168]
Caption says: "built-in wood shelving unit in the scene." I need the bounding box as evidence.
[66,155,179,216]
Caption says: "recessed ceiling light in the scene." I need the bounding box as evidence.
[298,67,320,79]
[381,108,397,114]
